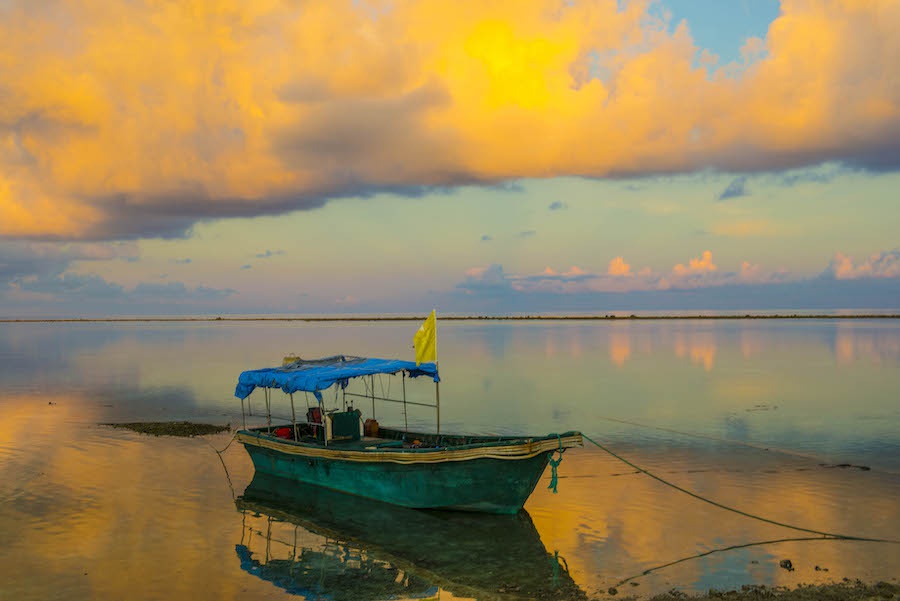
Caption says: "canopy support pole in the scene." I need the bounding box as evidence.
[435,318,440,434]
[265,388,271,434]
[370,375,376,419]
[402,371,408,432]
[320,397,327,448]
[435,379,441,434]
[240,397,246,430]
[290,393,298,440]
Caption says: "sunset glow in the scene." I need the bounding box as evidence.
[1,0,898,315]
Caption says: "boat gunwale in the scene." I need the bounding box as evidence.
[236,428,583,464]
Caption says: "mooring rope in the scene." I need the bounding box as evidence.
[614,535,825,588]
[205,430,238,501]
[582,434,900,544]
[547,433,566,493]
[593,415,898,476]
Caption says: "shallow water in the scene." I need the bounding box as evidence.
[0,319,898,600]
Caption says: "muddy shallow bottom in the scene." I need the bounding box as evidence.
[103,421,231,437]
[636,580,900,600]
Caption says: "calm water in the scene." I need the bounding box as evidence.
[0,319,898,600]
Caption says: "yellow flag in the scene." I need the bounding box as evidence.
[414,310,437,365]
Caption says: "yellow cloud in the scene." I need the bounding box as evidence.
[1,0,899,239]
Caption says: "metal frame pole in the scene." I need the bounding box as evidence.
[290,393,298,440]
[265,388,271,434]
[402,371,408,431]
[435,380,441,434]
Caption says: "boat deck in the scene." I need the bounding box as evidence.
[243,424,575,452]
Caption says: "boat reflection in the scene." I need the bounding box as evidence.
[235,472,586,600]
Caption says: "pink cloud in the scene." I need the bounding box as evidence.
[829,251,900,280]
[739,261,762,281]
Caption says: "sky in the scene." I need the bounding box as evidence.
[1,0,899,316]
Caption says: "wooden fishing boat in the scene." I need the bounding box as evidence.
[233,354,582,514]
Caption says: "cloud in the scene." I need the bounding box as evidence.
[241,264,252,270]
[672,250,717,276]
[710,219,778,238]
[480,234,492,241]
[0,240,137,282]
[451,250,900,310]
[518,230,537,239]
[9,272,234,305]
[548,201,568,211]
[608,256,632,276]
[826,250,900,280]
[0,239,232,311]
[458,264,513,293]
[776,163,850,187]
[739,261,763,282]
[173,258,192,264]
[131,282,235,300]
[491,180,525,193]
[13,272,126,299]
[254,249,284,259]
[2,0,899,240]
[718,176,749,201]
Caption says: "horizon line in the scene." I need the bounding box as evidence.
[2,314,899,324]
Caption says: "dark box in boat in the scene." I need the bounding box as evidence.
[330,410,361,441]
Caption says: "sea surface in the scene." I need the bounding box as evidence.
[0,318,898,600]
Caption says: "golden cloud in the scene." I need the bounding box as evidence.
[607,256,632,276]
[2,0,899,239]
[672,250,716,276]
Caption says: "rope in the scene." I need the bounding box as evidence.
[594,415,898,475]
[547,453,563,493]
[614,536,824,588]
[205,430,238,501]
[547,433,566,493]
[582,434,900,543]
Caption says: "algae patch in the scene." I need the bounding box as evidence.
[104,421,230,437]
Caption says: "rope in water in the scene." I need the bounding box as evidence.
[581,433,900,544]
[206,431,238,500]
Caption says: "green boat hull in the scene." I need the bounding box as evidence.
[242,443,553,514]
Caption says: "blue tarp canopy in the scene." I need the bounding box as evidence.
[234,355,440,401]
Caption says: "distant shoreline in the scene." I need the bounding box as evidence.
[2,314,899,323]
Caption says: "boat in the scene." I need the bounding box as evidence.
[235,471,587,600]
[232,315,582,514]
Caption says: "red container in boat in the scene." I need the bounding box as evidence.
[364,418,379,437]
[274,427,291,439]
